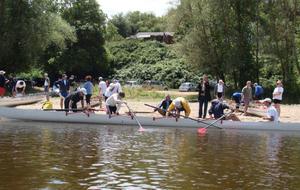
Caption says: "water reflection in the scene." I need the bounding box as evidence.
[0,120,300,189]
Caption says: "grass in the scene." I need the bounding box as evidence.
[123,87,166,101]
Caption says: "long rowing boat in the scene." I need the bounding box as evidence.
[0,96,43,107]
[0,107,299,131]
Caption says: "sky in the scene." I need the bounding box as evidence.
[97,0,177,17]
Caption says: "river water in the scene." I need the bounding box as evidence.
[0,120,300,190]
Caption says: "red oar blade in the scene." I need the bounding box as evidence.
[138,127,145,132]
[198,128,207,134]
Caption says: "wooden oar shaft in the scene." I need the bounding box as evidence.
[43,108,101,112]
[144,103,222,129]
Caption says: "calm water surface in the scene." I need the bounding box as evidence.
[1,120,300,190]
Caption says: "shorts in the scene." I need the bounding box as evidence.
[60,91,69,98]
[273,99,282,104]
[243,98,250,106]
[217,92,223,99]
[86,94,92,104]
[44,86,49,93]
[0,87,5,96]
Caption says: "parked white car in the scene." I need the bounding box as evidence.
[179,82,197,92]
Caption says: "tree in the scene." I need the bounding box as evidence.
[0,0,76,73]
[55,0,110,78]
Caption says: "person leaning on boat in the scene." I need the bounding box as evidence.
[64,88,87,111]
[231,92,242,109]
[105,92,126,117]
[167,97,191,117]
[155,94,172,116]
[208,98,240,121]
[261,98,279,122]
[14,79,26,97]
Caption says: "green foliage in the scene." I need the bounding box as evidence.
[47,0,110,78]
[107,40,201,88]
[109,11,167,37]
[0,0,76,74]
[123,87,165,100]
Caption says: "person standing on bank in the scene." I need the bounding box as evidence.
[98,77,107,108]
[0,70,9,98]
[272,80,284,117]
[242,81,252,115]
[83,75,94,107]
[54,74,70,109]
[214,79,225,100]
[197,75,211,119]
[44,73,50,101]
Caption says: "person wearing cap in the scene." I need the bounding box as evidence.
[54,74,70,109]
[167,97,191,117]
[155,94,172,116]
[241,81,253,115]
[83,75,94,106]
[261,98,278,122]
[105,92,126,117]
[64,88,87,111]
[208,98,240,121]
[214,79,225,99]
[254,83,264,100]
[0,70,9,98]
[197,74,211,119]
[98,77,107,108]
[14,79,26,97]
[44,73,50,101]
[272,80,284,117]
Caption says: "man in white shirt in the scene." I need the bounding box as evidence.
[98,77,107,108]
[261,98,279,122]
[105,92,125,117]
[112,79,122,94]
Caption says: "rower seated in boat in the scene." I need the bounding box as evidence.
[208,98,240,121]
[261,98,279,122]
[167,97,191,117]
[14,80,26,97]
[154,94,172,116]
[105,92,125,117]
[64,88,87,111]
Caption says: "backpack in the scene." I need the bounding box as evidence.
[42,101,53,109]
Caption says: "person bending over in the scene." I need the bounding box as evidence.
[167,97,191,117]
[208,98,240,121]
[64,88,87,111]
[105,92,126,117]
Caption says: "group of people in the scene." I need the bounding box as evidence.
[43,73,125,117]
[154,75,282,123]
[0,70,27,98]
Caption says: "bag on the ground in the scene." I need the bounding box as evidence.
[42,101,53,109]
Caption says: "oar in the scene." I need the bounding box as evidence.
[124,103,145,132]
[144,104,221,129]
[198,110,234,134]
[42,108,102,112]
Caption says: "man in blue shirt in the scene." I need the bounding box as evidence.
[254,83,264,100]
[208,98,240,121]
[231,92,242,109]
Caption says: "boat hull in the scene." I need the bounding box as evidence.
[0,107,299,131]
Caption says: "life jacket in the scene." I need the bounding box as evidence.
[42,101,53,109]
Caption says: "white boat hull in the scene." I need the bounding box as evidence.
[0,107,299,131]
